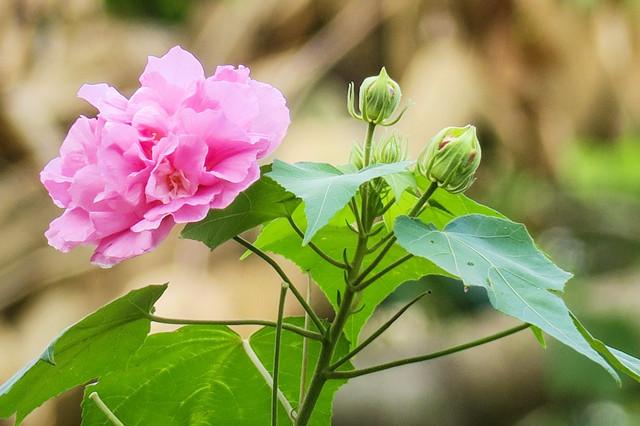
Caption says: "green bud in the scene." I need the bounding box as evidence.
[417,125,481,193]
[358,67,402,125]
[350,143,365,169]
[374,134,408,164]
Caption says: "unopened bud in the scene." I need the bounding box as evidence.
[359,67,402,125]
[417,125,481,193]
[374,134,408,164]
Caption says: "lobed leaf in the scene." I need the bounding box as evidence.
[0,285,167,424]
[266,160,412,244]
[393,214,619,381]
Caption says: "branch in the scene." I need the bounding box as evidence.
[287,217,349,270]
[328,323,531,379]
[146,314,322,341]
[233,236,326,334]
[355,254,413,291]
[330,291,429,370]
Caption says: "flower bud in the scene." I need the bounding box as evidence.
[417,125,481,193]
[359,67,402,124]
[374,134,408,164]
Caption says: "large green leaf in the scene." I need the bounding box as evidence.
[254,190,500,347]
[182,165,300,249]
[0,285,167,424]
[393,214,619,381]
[82,320,351,425]
[572,314,640,382]
[266,160,412,244]
[249,318,352,425]
[81,326,286,426]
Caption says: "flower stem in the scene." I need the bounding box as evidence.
[272,282,288,426]
[233,236,326,335]
[89,392,124,426]
[328,323,531,380]
[146,314,321,341]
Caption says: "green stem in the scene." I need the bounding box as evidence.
[353,182,438,288]
[330,291,429,371]
[234,236,326,335]
[146,314,321,341]
[89,392,124,426]
[328,323,531,380]
[299,276,312,402]
[357,253,413,291]
[287,217,349,270]
[272,283,288,426]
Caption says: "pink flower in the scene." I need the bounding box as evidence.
[41,46,290,267]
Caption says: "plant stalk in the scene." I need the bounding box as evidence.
[328,323,531,379]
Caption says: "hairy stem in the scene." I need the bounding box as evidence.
[146,314,321,341]
[234,236,326,334]
[328,323,531,379]
[272,283,288,426]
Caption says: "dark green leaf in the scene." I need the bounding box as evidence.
[182,165,300,249]
[393,214,619,381]
[0,285,167,424]
[267,160,412,244]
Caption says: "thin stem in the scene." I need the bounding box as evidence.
[299,275,312,402]
[89,392,124,426]
[330,291,429,371]
[287,217,349,270]
[272,282,288,426]
[366,231,395,254]
[356,253,413,291]
[328,323,531,380]
[234,236,326,334]
[360,123,377,229]
[352,182,438,288]
[146,314,321,341]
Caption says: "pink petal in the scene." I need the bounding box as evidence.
[45,208,96,252]
[139,46,204,93]
[90,217,174,267]
[77,84,130,122]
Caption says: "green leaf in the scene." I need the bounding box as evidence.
[382,171,416,201]
[572,313,640,382]
[254,192,503,347]
[81,325,286,426]
[182,165,300,249]
[267,160,412,244]
[393,214,619,381]
[82,321,352,425]
[0,285,167,424]
[249,318,353,425]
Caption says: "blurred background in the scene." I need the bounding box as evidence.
[1,0,639,424]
